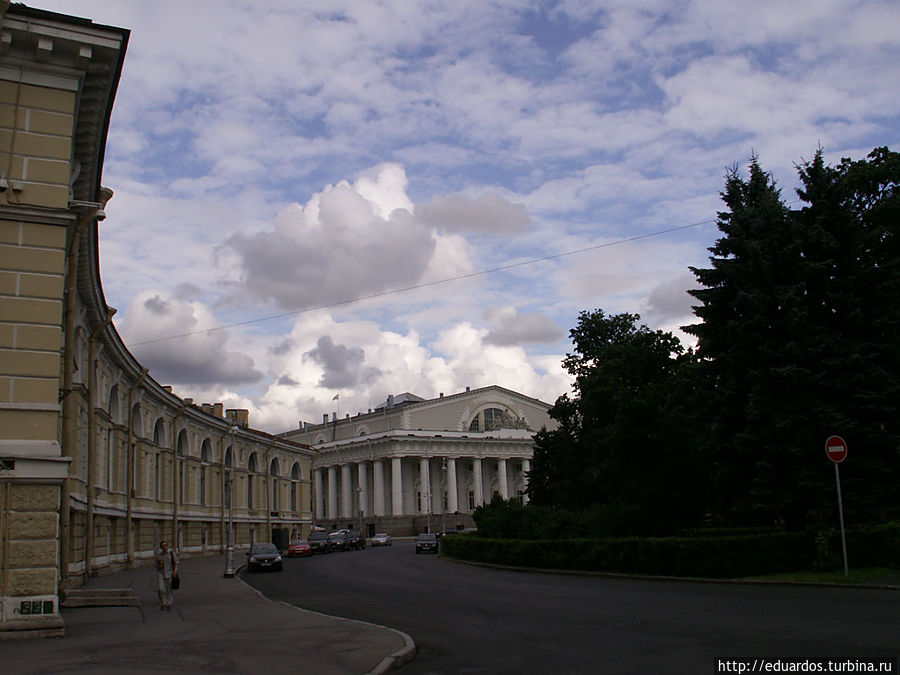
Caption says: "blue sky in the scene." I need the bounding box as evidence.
[39,0,900,431]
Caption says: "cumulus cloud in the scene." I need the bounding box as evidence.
[417,192,531,234]
[246,311,569,431]
[222,164,441,310]
[304,335,382,389]
[484,306,565,346]
[643,272,699,325]
[119,291,263,387]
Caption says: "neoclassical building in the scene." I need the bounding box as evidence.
[281,386,555,536]
[0,4,314,638]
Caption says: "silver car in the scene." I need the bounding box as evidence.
[370,532,392,546]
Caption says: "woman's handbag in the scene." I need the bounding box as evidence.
[169,551,180,589]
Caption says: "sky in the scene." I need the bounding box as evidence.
[38,0,900,433]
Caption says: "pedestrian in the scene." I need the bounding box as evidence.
[155,540,179,611]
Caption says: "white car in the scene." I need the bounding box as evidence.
[370,532,392,546]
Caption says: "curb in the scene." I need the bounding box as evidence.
[235,571,416,673]
[441,555,900,590]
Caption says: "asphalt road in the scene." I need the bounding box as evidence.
[242,540,898,674]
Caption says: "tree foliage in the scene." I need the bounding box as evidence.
[524,146,899,538]
[685,147,900,527]
[528,310,709,534]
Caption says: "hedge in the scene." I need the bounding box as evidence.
[440,523,899,578]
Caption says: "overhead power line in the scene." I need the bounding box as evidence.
[130,218,715,346]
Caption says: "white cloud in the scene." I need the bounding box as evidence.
[119,291,263,387]
[484,307,565,346]
[224,164,440,310]
[417,193,531,234]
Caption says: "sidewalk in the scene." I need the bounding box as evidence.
[0,555,414,675]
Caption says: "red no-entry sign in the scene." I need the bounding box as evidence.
[825,435,848,463]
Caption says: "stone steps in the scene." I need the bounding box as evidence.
[60,588,140,608]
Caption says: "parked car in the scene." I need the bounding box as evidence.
[247,542,283,572]
[307,531,332,554]
[415,533,439,554]
[345,530,366,550]
[370,532,392,547]
[328,531,349,551]
[288,539,312,557]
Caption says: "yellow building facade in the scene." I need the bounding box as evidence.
[0,4,314,638]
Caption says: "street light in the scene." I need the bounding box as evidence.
[224,425,237,578]
[441,457,447,535]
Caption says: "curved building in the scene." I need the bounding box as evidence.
[0,4,314,638]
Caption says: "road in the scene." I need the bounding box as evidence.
[242,540,898,674]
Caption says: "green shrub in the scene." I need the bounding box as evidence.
[442,531,818,577]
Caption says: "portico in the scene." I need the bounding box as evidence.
[313,430,533,523]
[282,386,554,535]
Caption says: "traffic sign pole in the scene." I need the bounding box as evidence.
[833,462,849,577]
[825,435,849,577]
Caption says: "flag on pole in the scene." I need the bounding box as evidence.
[333,394,340,401]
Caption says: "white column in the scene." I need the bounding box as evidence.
[327,466,337,520]
[373,459,385,517]
[498,458,509,499]
[446,458,458,513]
[341,464,353,519]
[391,457,403,516]
[473,457,484,508]
[357,461,369,517]
[314,468,324,520]
[522,458,531,504]
[419,457,431,514]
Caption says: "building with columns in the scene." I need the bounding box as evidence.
[281,386,555,536]
[0,4,315,638]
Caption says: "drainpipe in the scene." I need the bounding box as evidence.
[264,440,275,542]
[171,402,188,550]
[84,308,116,578]
[220,432,227,554]
[60,188,112,584]
[126,367,149,566]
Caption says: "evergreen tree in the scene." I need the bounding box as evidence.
[686,148,900,527]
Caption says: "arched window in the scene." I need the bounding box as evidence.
[290,463,301,512]
[108,385,120,424]
[131,404,143,437]
[247,452,258,509]
[200,439,211,507]
[176,429,188,457]
[270,458,280,511]
[468,407,507,432]
[153,418,165,446]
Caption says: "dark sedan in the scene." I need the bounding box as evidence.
[328,531,349,551]
[247,542,283,572]
[415,533,439,554]
[307,531,332,554]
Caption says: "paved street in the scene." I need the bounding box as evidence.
[0,555,410,675]
[244,540,899,674]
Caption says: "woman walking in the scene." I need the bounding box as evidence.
[155,541,179,611]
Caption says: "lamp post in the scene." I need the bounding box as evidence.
[441,457,447,534]
[224,425,237,578]
[355,485,362,533]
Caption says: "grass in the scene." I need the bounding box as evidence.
[743,567,899,584]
